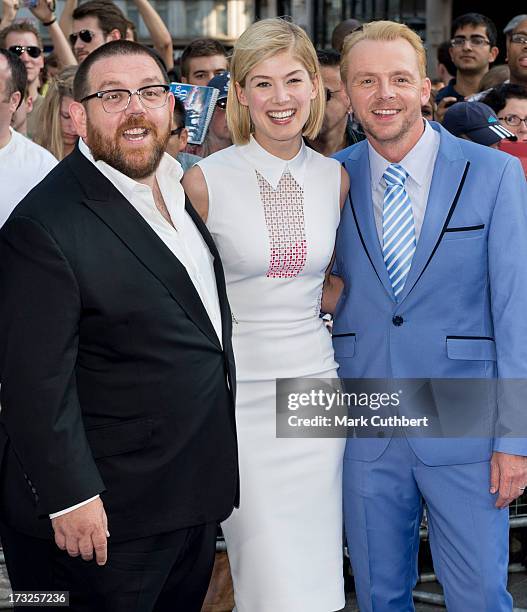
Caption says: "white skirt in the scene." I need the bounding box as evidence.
[222,377,346,612]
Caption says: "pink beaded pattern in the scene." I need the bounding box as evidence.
[256,170,307,278]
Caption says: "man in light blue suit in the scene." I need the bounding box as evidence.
[332,20,527,611]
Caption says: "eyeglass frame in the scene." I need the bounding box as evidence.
[8,45,42,59]
[80,85,171,113]
[170,126,185,137]
[69,29,97,46]
[509,33,527,45]
[498,114,527,128]
[450,35,491,48]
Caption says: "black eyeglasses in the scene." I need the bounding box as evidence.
[325,87,343,102]
[8,45,42,59]
[450,35,490,47]
[170,126,185,137]
[81,85,170,113]
[216,98,227,110]
[69,29,96,45]
[510,33,527,46]
[498,114,527,128]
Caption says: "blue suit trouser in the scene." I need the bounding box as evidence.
[343,437,512,612]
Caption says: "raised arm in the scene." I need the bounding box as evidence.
[31,0,77,67]
[58,0,77,37]
[133,0,173,70]
[0,0,18,30]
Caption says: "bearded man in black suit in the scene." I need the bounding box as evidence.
[0,40,238,612]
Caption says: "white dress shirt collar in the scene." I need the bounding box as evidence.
[238,135,308,189]
[368,120,439,189]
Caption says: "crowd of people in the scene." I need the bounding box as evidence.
[0,4,527,612]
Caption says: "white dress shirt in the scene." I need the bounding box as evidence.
[50,139,222,519]
[368,120,440,243]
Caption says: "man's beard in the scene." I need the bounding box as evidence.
[87,114,171,180]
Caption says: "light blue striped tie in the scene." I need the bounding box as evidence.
[382,163,416,299]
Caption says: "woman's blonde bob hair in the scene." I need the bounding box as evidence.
[34,65,77,160]
[226,18,325,145]
[341,21,427,82]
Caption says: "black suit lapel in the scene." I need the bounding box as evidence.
[67,148,222,350]
[185,199,232,345]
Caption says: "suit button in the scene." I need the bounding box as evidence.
[392,315,404,326]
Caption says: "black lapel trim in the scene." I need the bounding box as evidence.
[348,196,385,288]
[185,197,236,401]
[410,161,470,290]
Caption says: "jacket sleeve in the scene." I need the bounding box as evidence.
[0,215,105,515]
[488,156,527,455]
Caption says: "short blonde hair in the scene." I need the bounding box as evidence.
[226,18,325,145]
[341,21,427,82]
[34,65,77,160]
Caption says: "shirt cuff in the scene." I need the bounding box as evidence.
[49,495,100,519]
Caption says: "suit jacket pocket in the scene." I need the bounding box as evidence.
[86,418,154,459]
[443,224,485,240]
[446,337,496,361]
[333,333,356,358]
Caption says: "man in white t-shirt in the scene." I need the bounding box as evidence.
[0,49,57,228]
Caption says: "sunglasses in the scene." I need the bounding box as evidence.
[216,98,227,110]
[8,45,42,59]
[69,29,96,45]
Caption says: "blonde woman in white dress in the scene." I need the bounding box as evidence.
[183,18,349,612]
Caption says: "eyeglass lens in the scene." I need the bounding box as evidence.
[100,86,169,112]
[510,34,527,45]
[500,115,527,128]
[451,36,489,47]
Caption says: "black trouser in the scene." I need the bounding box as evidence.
[0,520,217,612]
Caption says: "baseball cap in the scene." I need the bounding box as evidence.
[208,71,230,101]
[443,102,517,146]
[503,15,527,34]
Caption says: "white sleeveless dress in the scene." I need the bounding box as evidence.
[198,136,345,612]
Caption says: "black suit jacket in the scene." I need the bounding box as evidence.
[0,147,238,542]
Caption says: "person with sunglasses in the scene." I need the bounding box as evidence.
[68,0,127,63]
[0,10,76,137]
[305,48,365,156]
[435,13,499,123]
[483,83,527,142]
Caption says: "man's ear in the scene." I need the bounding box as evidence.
[107,29,122,42]
[26,95,34,114]
[179,127,189,152]
[9,91,22,114]
[69,101,88,139]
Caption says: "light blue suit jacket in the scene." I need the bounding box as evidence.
[333,122,527,465]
